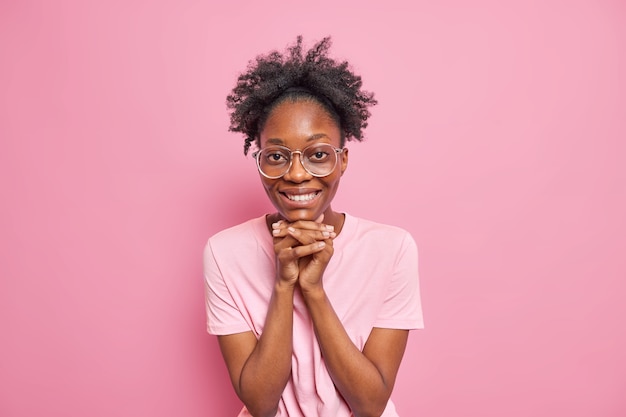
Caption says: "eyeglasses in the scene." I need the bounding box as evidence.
[253,143,344,179]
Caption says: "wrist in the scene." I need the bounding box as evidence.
[275,280,297,294]
[300,285,326,303]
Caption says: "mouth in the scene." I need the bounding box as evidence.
[280,190,321,203]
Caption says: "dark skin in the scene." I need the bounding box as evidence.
[218,100,409,417]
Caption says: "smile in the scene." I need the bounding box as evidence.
[282,191,320,202]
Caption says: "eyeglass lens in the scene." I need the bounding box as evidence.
[257,144,338,178]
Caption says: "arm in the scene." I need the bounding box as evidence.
[217,228,328,417]
[281,224,410,417]
[303,288,408,417]
[218,282,295,417]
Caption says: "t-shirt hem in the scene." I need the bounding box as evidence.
[207,324,252,336]
[373,319,424,330]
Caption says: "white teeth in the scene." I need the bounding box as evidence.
[286,192,317,202]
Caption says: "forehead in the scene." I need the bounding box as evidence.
[260,100,341,147]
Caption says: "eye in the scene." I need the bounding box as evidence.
[306,148,331,163]
[262,149,289,165]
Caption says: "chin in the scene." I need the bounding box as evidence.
[278,208,322,223]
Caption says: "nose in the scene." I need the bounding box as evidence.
[283,152,311,183]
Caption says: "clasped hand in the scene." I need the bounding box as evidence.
[271,215,336,291]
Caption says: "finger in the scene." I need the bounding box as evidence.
[287,227,337,245]
[273,234,301,252]
[283,219,335,233]
[271,220,286,234]
[271,222,292,238]
[286,227,317,245]
[276,246,300,264]
[311,238,334,262]
[272,220,297,241]
[272,221,335,239]
[289,241,327,259]
[276,240,326,263]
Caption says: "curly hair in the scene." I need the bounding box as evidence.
[226,36,377,155]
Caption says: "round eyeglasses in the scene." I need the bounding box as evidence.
[253,143,344,179]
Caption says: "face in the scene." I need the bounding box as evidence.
[258,100,348,223]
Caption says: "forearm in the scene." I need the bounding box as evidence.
[238,283,295,417]
[302,289,391,417]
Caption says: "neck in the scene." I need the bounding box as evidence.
[321,208,345,236]
[265,208,345,236]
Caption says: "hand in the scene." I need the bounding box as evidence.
[271,216,336,290]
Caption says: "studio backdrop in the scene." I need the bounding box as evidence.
[1,1,625,416]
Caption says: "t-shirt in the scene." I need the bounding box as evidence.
[204,213,424,417]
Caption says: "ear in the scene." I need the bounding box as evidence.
[340,147,349,175]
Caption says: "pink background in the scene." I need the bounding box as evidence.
[1,1,625,416]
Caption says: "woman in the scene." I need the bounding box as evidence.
[204,36,423,417]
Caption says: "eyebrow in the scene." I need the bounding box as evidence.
[266,133,330,145]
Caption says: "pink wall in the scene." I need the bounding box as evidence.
[1,1,624,416]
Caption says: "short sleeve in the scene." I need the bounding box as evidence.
[204,240,251,335]
[373,232,424,329]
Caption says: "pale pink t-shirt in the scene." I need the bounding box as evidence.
[204,213,423,417]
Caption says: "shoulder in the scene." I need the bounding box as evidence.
[210,216,262,240]
[340,214,417,261]
[348,214,415,245]
[206,215,270,256]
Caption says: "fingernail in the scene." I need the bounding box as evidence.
[272,228,280,235]
[287,227,296,233]
[272,222,281,229]
[318,242,325,248]
[322,231,330,237]
[325,225,334,231]
[330,232,337,238]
